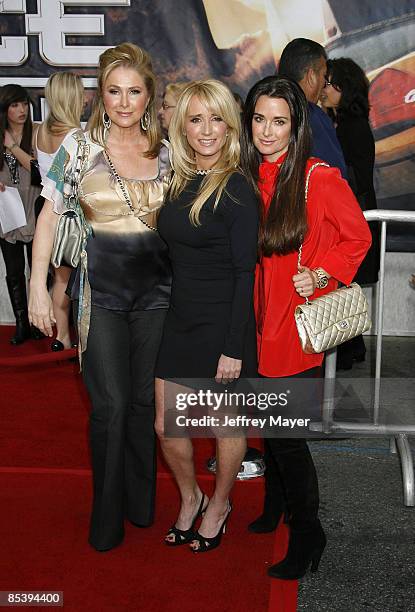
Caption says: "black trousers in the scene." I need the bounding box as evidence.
[81,304,166,551]
[263,367,321,529]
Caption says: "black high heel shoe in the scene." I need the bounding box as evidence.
[267,519,326,580]
[51,340,77,352]
[190,502,232,553]
[51,339,65,352]
[165,493,207,546]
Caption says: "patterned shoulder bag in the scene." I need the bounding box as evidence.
[51,131,90,268]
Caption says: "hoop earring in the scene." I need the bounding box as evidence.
[140,110,150,131]
[103,111,111,140]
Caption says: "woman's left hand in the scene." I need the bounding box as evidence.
[293,266,317,298]
[215,354,242,385]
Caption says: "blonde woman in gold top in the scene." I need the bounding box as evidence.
[29,43,171,552]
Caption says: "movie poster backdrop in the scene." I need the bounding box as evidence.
[1,0,414,249]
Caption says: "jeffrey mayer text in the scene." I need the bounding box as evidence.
[176,415,311,429]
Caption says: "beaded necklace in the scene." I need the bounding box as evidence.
[104,150,157,232]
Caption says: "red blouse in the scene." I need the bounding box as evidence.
[255,154,372,377]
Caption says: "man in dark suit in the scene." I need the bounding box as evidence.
[278,38,347,178]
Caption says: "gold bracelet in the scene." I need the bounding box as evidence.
[9,142,19,151]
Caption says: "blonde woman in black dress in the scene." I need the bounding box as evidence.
[155,80,259,552]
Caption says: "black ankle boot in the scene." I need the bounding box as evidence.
[10,311,31,345]
[6,276,31,345]
[248,441,287,533]
[268,519,326,580]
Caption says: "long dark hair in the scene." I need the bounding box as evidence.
[241,76,311,256]
[0,84,33,170]
[326,58,370,120]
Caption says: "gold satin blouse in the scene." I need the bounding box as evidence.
[72,146,172,312]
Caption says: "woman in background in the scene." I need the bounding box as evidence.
[321,58,379,369]
[34,71,84,350]
[158,82,188,135]
[241,75,371,579]
[0,84,41,344]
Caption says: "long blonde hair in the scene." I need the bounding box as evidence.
[168,79,241,226]
[88,42,160,157]
[45,72,84,133]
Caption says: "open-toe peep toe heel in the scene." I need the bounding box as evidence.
[165,493,207,547]
[190,502,232,553]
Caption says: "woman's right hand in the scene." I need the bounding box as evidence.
[28,284,56,337]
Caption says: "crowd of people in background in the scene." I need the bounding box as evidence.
[1,38,378,580]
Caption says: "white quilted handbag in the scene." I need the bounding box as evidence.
[295,282,371,354]
[294,163,371,354]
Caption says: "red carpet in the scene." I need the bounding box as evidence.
[0,327,65,359]
[0,472,275,612]
[0,326,298,611]
[269,522,298,611]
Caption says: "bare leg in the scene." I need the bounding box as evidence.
[52,266,72,347]
[155,378,208,541]
[191,436,246,547]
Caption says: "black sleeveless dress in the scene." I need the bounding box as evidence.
[155,172,259,379]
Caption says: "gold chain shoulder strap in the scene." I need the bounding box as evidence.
[297,161,330,302]
[297,161,330,270]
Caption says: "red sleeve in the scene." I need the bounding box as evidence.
[317,167,372,285]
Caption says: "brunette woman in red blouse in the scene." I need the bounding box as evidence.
[241,76,371,580]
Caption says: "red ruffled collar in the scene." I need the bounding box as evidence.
[259,151,288,181]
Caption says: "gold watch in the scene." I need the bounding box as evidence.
[313,268,329,289]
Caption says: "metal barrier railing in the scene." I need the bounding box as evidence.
[310,209,415,506]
